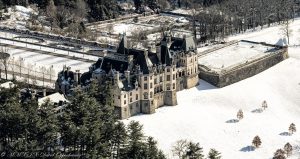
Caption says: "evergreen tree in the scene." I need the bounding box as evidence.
[208,148,222,159]
[37,98,59,154]
[283,142,293,157]
[288,123,296,135]
[146,137,160,158]
[126,121,147,159]
[133,0,144,12]
[111,122,128,158]
[59,89,105,157]
[0,87,25,153]
[237,109,244,121]
[273,149,286,159]
[184,142,204,159]
[252,136,262,148]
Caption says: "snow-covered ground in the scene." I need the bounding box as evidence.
[199,41,278,72]
[0,5,37,30]
[0,38,94,76]
[124,18,300,159]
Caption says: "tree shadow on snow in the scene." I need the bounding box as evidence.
[240,146,255,152]
[251,108,263,113]
[225,119,239,123]
[279,132,290,136]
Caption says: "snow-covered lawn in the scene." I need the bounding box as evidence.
[124,58,300,159]
[124,18,300,159]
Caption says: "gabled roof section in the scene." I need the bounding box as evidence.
[182,36,196,52]
[160,44,173,66]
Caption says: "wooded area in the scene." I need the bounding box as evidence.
[0,79,166,158]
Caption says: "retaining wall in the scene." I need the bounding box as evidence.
[199,47,288,87]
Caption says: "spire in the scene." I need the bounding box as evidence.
[117,33,128,54]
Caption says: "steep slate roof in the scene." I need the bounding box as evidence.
[90,34,196,79]
[100,57,129,73]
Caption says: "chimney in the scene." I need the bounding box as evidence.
[67,67,71,77]
[143,49,148,58]
[147,46,152,52]
[9,82,13,88]
[74,70,79,84]
[135,65,141,74]
[63,65,67,72]
[102,50,108,57]
[127,55,133,63]
[43,89,46,97]
[77,70,81,84]
[114,71,120,84]
[124,70,130,86]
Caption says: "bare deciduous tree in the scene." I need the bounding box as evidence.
[46,0,57,30]
[172,139,188,158]
[262,100,268,110]
[281,19,293,45]
[0,46,10,80]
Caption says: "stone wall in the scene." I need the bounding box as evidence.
[200,48,288,88]
[164,91,177,106]
[186,74,199,89]
[129,101,141,117]
[154,92,165,108]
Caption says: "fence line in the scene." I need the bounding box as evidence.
[0,58,57,87]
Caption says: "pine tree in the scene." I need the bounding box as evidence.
[208,148,222,159]
[0,87,25,153]
[262,100,268,110]
[59,89,105,157]
[146,137,160,158]
[237,109,244,121]
[288,123,296,135]
[283,142,293,157]
[252,136,262,148]
[111,122,128,158]
[273,149,286,159]
[184,142,204,159]
[126,121,147,159]
[37,98,59,155]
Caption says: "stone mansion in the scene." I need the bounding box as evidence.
[56,33,199,119]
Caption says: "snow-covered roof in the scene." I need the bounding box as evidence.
[38,92,68,106]
[198,41,280,72]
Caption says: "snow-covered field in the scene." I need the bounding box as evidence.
[124,19,300,159]
[0,38,94,76]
